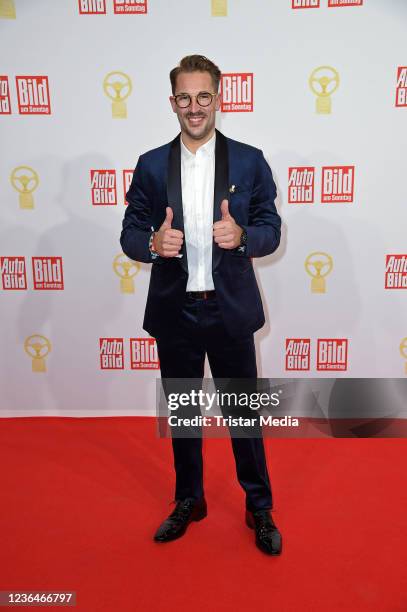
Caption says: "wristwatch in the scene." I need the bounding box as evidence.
[236,227,247,254]
[149,230,160,260]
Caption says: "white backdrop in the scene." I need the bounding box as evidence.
[0,0,406,416]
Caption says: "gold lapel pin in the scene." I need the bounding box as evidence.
[229,184,236,193]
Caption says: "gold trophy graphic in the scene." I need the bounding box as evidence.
[10,166,39,209]
[0,0,16,19]
[309,66,340,114]
[211,0,227,16]
[113,253,141,294]
[400,338,407,374]
[305,252,333,293]
[24,334,51,373]
[103,71,132,119]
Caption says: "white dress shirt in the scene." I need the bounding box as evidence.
[180,132,216,291]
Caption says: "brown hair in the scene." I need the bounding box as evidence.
[170,55,221,94]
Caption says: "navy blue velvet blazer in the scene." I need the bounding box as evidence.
[120,129,281,339]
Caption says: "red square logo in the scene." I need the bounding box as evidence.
[130,338,159,369]
[220,73,253,112]
[288,167,315,203]
[123,169,134,205]
[113,0,147,14]
[385,255,407,289]
[91,170,117,205]
[32,257,64,290]
[15,76,51,115]
[395,67,407,107]
[78,0,106,14]
[1,257,27,290]
[0,76,11,115]
[100,338,124,369]
[328,0,362,6]
[321,166,354,203]
[292,0,320,8]
[285,339,311,371]
[317,339,348,371]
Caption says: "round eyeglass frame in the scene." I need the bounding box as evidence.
[172,91,218,108]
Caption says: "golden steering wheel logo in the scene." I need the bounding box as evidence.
[103,71,132,119]
[305,252,333,293]
[24,334,51,373]
[113,253,141,294]
[10,166,39,209]
[309,66,340,114]
[400,338,407,375]
[0,0,16,19]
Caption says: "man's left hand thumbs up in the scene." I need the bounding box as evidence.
[213,198,243,249]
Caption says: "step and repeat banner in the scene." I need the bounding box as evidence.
[0,0,406,415]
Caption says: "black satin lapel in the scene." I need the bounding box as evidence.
[166,134,188,274]
[213,129,230,272]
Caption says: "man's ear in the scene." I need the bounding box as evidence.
[169,96,177,113]
[215,94,221,111]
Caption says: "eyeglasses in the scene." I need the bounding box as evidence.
[172,91,217,108]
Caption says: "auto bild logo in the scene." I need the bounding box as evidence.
[328,0,362,6]
[113,0,147,13]
[321,166,354,202]
[123,169,134,205]
[78,0,106,13]
[91,170,117,205]
[385,255,407,289]
[99,338,124,369]
[292,0,320,8]
[130,338,159,369]
[1,256,27,290]
[0,76,11,114]
[395,67,407,107]
[220,73,253,112]
[288,167,315,203]
[285,339,311,371]
[32,257,64,290]
[15,76,51,115]
[317,339,348,371]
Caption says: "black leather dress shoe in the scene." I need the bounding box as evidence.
[154,498,207,543]
[246,509,282,555]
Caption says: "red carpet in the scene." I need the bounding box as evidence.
[0,417,406,611]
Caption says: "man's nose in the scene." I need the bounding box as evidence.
[190,97,200,113]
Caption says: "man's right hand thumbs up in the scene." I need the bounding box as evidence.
[152,206,184,257]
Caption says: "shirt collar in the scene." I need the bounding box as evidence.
[180,131,216,160]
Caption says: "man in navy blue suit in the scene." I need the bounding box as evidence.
[120,55,282,555]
